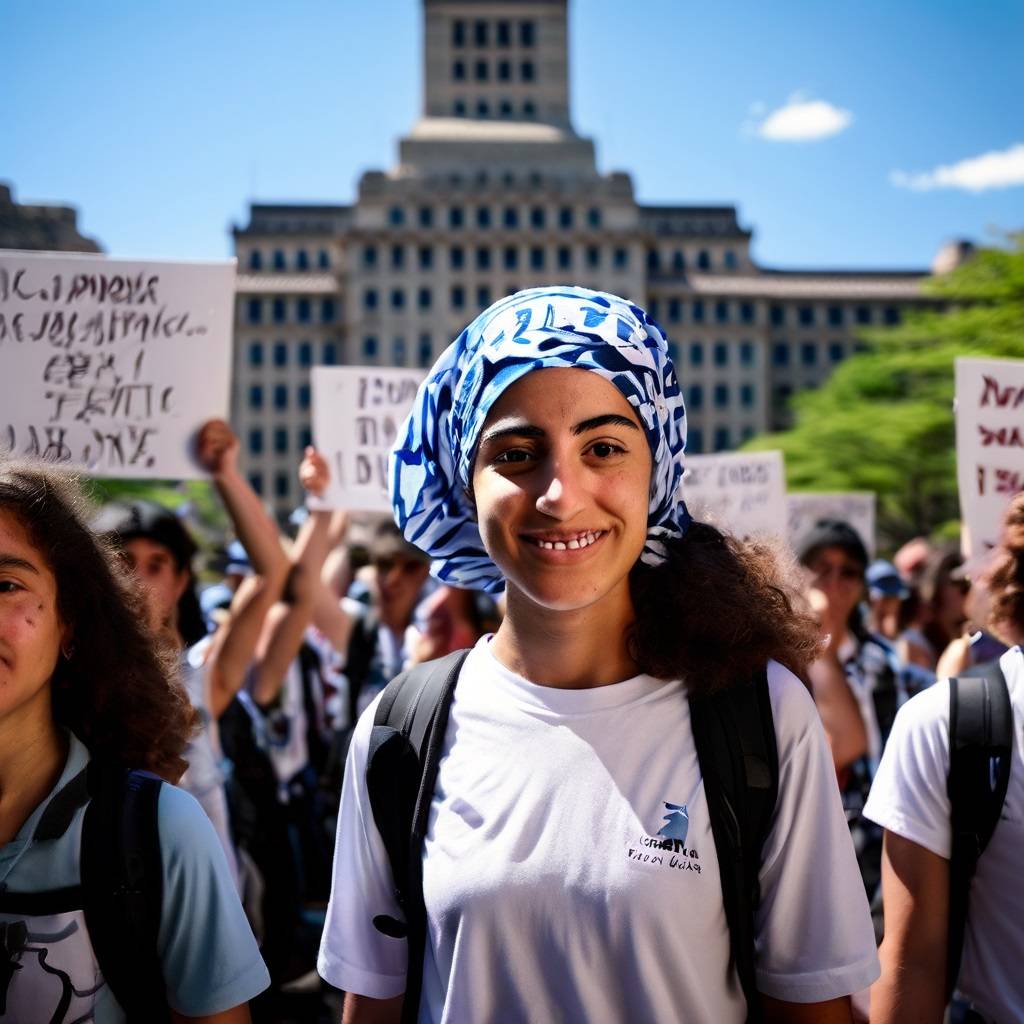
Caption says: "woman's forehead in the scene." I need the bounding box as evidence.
[482,367,639,426]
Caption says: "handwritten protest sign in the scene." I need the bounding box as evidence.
[955,356,1024,553]
[0,251,234,478]
[788,492,876,558]
[312,366,424,511]
[683,450,787,538]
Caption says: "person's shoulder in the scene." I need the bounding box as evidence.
[155,781,223,860]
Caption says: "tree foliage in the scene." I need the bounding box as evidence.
[745,236,1024,547]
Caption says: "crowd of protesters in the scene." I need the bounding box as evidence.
[1,285,1022,1024]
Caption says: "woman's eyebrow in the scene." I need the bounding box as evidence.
[479,422,546,444]
[572,414,641,435]
[0,555,40,575]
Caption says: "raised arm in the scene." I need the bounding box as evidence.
[194,420,290,719]
[249,449,335,707]
[870,830,949,1024]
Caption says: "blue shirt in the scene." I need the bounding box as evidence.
[0,733,269,1021]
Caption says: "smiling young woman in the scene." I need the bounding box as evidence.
[318,287,880,1024]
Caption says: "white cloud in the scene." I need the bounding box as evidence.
[754,95,853,142]
[890,143,1024,193]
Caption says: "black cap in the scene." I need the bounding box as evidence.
[93,500,197,571]
[796,518,869,571]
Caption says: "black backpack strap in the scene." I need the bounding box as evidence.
[365,649,470,1024]
[81,761,168,1023]
[346,608,379,729]
[946,661,1012,1000]
[689,666,778,1024]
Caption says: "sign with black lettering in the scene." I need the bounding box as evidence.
[0,251,234,478]
[955,356,1024,553]
[683,451,787,538]
[312,366,424,511]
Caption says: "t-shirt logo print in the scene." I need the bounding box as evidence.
[657,803,689,845]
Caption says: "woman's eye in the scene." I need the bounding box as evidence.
[0,580,22,594]
[494,449,533,464]
[589,442,624,459]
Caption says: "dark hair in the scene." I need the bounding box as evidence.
[988,493,1024,633]
[0,462,196,780]
[629,521,822,695]
[796,518,869,571]
[92,499,206,647]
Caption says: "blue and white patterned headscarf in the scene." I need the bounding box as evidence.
[389,286,690,593]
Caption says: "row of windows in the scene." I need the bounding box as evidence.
[249,471,297,500]
[358,335,437,367]
[648,249,737,274]
[248,383,312,412]
[685,383,757,411]
[247,248,331,272]
[650,297,755,326]
[769,303,901,328]
[452,98,538,119]
[245,297,337,325]
[686,425,756,455]
[248,425,313,457]
[452,18,535,48]
[772,340,864,367]
[665,340,758,368]
[363,241,628,280]
[247,340,338,369]
[386,204,602,230]
[453,59,535,83]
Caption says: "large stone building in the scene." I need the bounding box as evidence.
[232,0,931,516]
[0,182,103,253]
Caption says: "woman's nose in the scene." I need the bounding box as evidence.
[536,462,583,519]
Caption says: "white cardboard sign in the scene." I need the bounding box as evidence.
[683,450,787,538]
[788,492,876,558]
[312,366,424,511]
[955,356,1024,553]
[0,251,234,478]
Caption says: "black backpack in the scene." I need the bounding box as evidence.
[0,759,167,1022]
[945,661,1013,1001]
[364,651,779,1024]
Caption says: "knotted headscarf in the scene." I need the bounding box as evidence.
[389,286,690,593]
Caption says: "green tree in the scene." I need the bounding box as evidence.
[744,236,1024,547]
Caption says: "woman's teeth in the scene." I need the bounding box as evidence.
[533,531,603,551]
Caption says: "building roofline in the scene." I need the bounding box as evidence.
[758,267,929,279]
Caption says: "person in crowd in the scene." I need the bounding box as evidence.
[0,460,269,1022]
[408,585,492,664]
[93,420,290,886]
[897,548,968,671]
[319,286,879,1023]
[935,556,1009,678]
[865,491,1024,1024]
[866,559,908,642]
[798,519,905,934]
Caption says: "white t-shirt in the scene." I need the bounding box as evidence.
[318,638,879,1023]
[863,646,1024,1023]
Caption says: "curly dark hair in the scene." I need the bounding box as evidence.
[988,492,1024,635]
[629,521,822,695]
[0,461,197,780]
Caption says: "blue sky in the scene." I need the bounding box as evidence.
[3,0,1022,269]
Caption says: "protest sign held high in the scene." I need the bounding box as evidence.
[789,492,876,558]
[312,366,423,511]
[0,251,234,478]
[955,356,1024,553]
[683,450,787,538]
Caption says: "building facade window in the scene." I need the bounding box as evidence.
[740,340,754,366]
[772,342,790,366]
[452,19,465,46]
[388,206,405,227]
[529,246,545,270]
[273,384,288,410]
[587,207,602,228]
[520,21,536,46]
[689,384,704,409]
[273,249,286,271]
[296,250,309,270]
[798,305,815,326]
[474,20,488,46]
[530,206,545,229]
[801,342,817,366]
[418,333,432,367]
[828,305,843,327]
[496,20,511,46]
[363,288,378,311]
[297,298,311,323]
[740,384,754,408]
[274,428,288,455]
[248,429,263,455]
[714,427,731,451]
[247,298,262,324]
[298,341,312,367]
[723,250,737,270]
[318,249,330,269]
[449,206,464,229]
[476,206,492,229]
[829,342,845,362]
[453,60,466,81]
[689,428,704,454]
[451,285,465,310]
[363,244,377,268]
[692,300,705,323]
[558,206,573,229]
[557,246,571,270]
[248,341,263,367]
[418,287,432,310]
[249,474,263,496]
[248,250,262,271]
[714,384,729,408]
[476,285,491,308]
[322,342,337,365]
[272,298,286,324]
[393,337,406,364]
[613,247,628,269]
[321,298,336,323]
[769,304,784,327]
[391,244,405,270]
[390,288,405,311]
[503,206,519,228]
[476,246,491,270]
[714,342,728,367]
[856,305,872,325]
[690,342,704,366]
[418,245,433,270]
[274,473,289,499]
[667,298,681,323]
[449,245,465,270]
[521,60,535,82]
[696,250,710,270]
[363,336,378,359]
[523,100,536,118]
[884,306,901,325]
[503,245,518,270]
[249,385,264,410]
[740,301,754,324]
[273,342,287,368]
[586,246,600,269]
